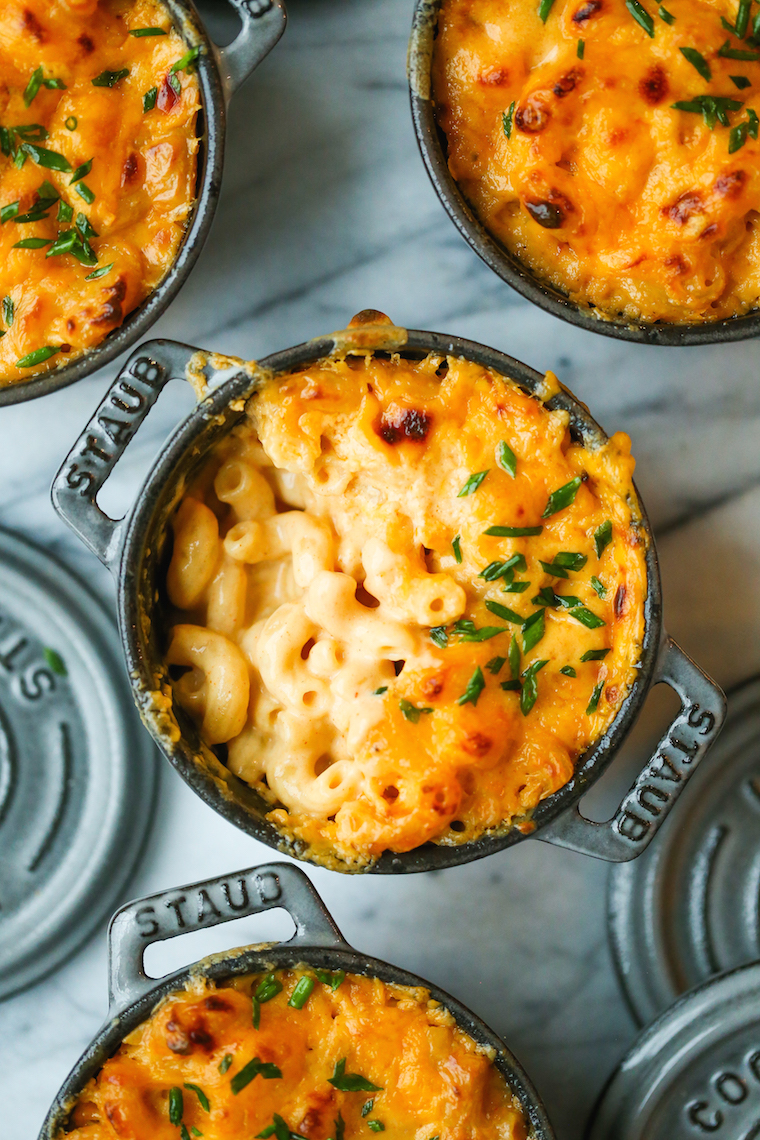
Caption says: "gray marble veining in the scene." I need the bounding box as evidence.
[2,1,760,1137]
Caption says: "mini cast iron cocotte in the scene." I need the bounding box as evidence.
[51,315,727,872]
[39,861,556,1140]
[408,0,760,347]
[0,0,286,408]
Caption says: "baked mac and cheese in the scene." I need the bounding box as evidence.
[164,349,646,866]
[0,0,200,387]
[65,967,528,1139]
[432,0,760,325]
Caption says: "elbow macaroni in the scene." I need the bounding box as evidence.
[164,351,646,867]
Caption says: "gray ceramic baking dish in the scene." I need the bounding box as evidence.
[38,861,556,1140]
[408,0,760,347]
[0,0,286,408]
[51,315,727,872]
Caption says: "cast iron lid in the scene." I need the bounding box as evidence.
[608,674,760,1025]
[587,961,760,1140]
[0,528,157,999]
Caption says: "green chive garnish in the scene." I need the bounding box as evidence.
[70,158,93,184]
[368,1124,385,1132]
[362,1101,375,1118]
[373,686,388,695]
[626,0,655,36]
[680,47,711,81]
[503,580,530,593]
[568,605,606,629]
[230,1057,282,1095]
[594,520,613,557]
[717,39,760,60]
[496,440,517,476]
[658,4,675,20]
[329,1058,383,1093]
[538,0,556,22]
[736,0,752,38]
[671,94,744,128]
[76,183,96,204]
[58,201,74,223]
[183,1084,210,1112]
[729,121,748,150]
[457,666,485,707]
[169,73,182,96]
[315,968,345,990]
[502,101,516,140]
[484,525,543,537]
[452,534,462,562]
[730,74,752,88]
[130,26,168,35]
[1,201,19,223]
[458,470,489,496]
[43,77,66,90]
[92,69,130,87]
[288,976,315,1009]
[65,116,78,130]
[521,608,545,652]
[480,553,526,581]
[13,237,53,249]
[560,665,576,677]
[169,1087,184,1125]
[590,575,606,598]
[20,143,72,172]
[256,1115,291,1140]
[543,476,582,518]
[520,659,548,716]
[580,648,610,662]
[399,698,433,722]
[256,973,283,1004]
[509,634,521,679]
[749,108,759,137]
[453,619,506,641]
[486,656,506,674]
[2,296,13,326]
[577,38,585,57]
[430,626,448,647]
[23,66,44,108]
[485,600,523,623]
[219,1054,233,1074]
[43,647,66,675]
[16,345,58,367]
[144,87,158,112]
[171,45,202,72]
[587,680,604,714]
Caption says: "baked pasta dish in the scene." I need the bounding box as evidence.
[0,0,200,387]
[64,967,529,1139]
[432,0,760,324]
[162,344,647,866]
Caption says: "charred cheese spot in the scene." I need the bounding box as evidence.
[572,0,602,22]
[638,65,668,105]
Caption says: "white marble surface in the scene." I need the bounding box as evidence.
[2,1,760,1137]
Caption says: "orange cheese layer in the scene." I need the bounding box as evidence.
[432,0,760,324]
[65,968,528,1140]
[0,0,200,387]
[164,352,647,866]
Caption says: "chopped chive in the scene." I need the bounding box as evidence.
[43,647,66,675]
[502,101,516,139]
[13,123,49,141]
[256,1116,290,1140]
[336,1114,346,1140]
[171,45,202,72]
[14,149,28,169]
[729,120,749,150]
[626,0,655,36]
[658,3,675,19]
[37,180,59,201]
[581,648,610,662]
[717,39,760,59]
[543,476,582,518]
[496,440,517,476]
[749,108,759,137]
[183,1084,210,1112]
[315,968,345,990]
[191,1130,202,1138]
[329,1058,383,1093]
[13,237,53,249]
[452,534,462,562]
[508,634,521,679]
[92,68,130,87]
[430,625,448,648]
[680,47,711,81]
[2,296,13,326]
[577,38,585,57]
[144,86,158,111]
[457,666,486,707]
[368,1124,385,1132]
[219,1054,233,1075]
[484,525,543,537]
[560,665,577,677]
[0,127,10,156]
[503,580,531,593]
[70,158,93,184]
[130,26,168,35]
[169,1087,184,1125]
[255,973,283,1004]
[76,212,98,238]
[486,656,506,675]
[458,470,489,496]
[76,182,96,204]
[373,686,388,695]
[58,200,74,223]
[500,678,521,691]
[594,520,613,557]
[362,1101,375,1118]
[480,553,526,581]
[14,208,52,223]
[538,0,556,22]
[453,621,505,642]
[587,680,604,714]
[23,66,44,107]
[736,0,752,38]
[399,698,433,722]
[288,976,315,1009]
[590,575,606,598]
[485,600,523,624]
[169,72,182,96]
[230,1057,282,1095]
[20,143,72,172]
[568,605,606,629]
[730,74,752,88]
[65,115,78,130]
[520,659,548,716]
[43,77,66,90]
[521,608,546,652]
[17,345,58,367]
[180,1126,192,1140]
[1,201,19,223]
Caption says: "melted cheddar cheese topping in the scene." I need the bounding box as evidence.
[164,351,646,867]
[432,0,760,324]
[65,968,528,1140]
[0,0,200,387]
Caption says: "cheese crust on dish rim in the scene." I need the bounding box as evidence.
[63,966,529,1140]
[0,0,199,387]
[432,0,760,325]
[164,350,647,868]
